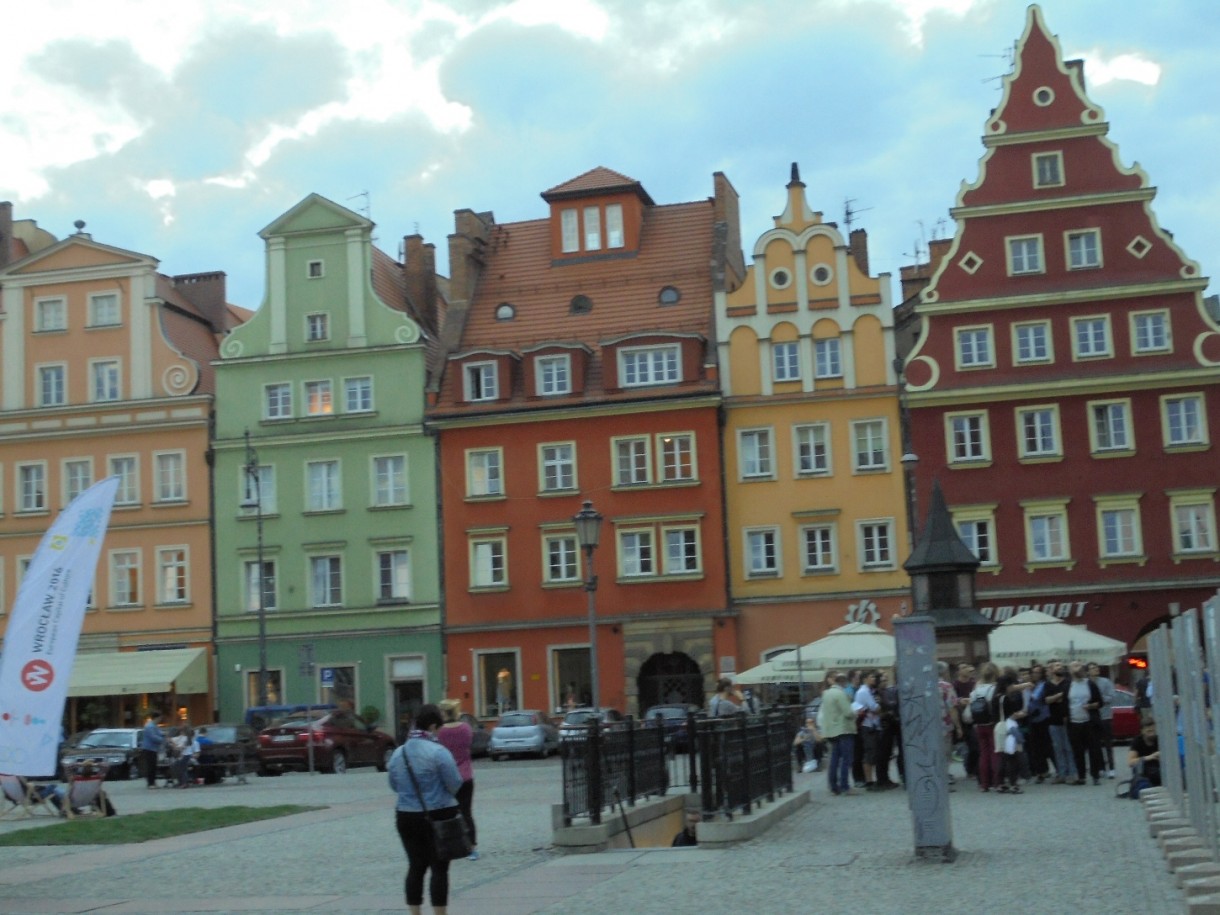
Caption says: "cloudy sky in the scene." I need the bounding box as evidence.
[3,0,1216,309]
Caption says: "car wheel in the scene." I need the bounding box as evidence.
[377,747,393,772]
[330,750,347,775]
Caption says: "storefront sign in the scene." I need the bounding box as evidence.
[979,601,1088,622]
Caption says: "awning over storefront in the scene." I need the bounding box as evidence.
[67,648,208,697]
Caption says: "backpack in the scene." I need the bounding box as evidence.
[968,688,995,726]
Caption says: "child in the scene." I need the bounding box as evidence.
[994,677,1026,794]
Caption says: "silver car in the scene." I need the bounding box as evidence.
[488,710,559,760]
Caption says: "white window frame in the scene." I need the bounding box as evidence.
[344,376,373,413]
[309,555,343,607]
[1032,150,1064,188]
[744,527,780,578]
[1015,405,1062,460]
[153,451,186,503]
[952,506,998,567]
[618,529,656,578]
[851,418,889,472]
[538,442,577,493]
[946,411,991,464]
[662,525,702,575]
[813,338,842,379]
[1022,499,1071,567]
[307,259,325,279]
[583,205,601,251]
[543,534,580,584]
[619,345,680,387]
[1094,497,1143,562]
[90,359,121,402]
[657,432,696,483]
[156,546,189,604]
[1006,234,1045,276]
[244,558,277,611]
[17,462,47,513]
[606,204,625,248]
[772,341,801,382]
[88,292,121,327]
[372,454,408,507]
[306,312,330,342]
[109,455,139,506]
[1012,320,1052,365]
[241,463,276,515]
[857,520,895,571]
[466,448,503,498]
[469,537,507,589]
[1162,393,1208,448]
[738,428,775,480]
[560,209,579,253]
[464,362,498,402]
[1131,310,1171,355]
[265,382,292,420]
[377,549,411,601]
[536,354,572,396]
[109,549,141,607]
[304,379,334,416]
[306,459,342,511]
[955,325,995,370]
[1169,491,1218,558]
[1065,228,1102,270]
[37,363,66,407]
[62,458,93,506]
[1071,315,1112,359]
[794,423,831,477]
[613,436,651,487]
[1087,399,1133,454]
[34,296,67,332]
[801,524,837,573]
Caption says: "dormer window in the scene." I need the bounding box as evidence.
[584,206,601,250]
[606,204,624,248]
[495,303,515,321]
[620,345,680,387]
[561,210,579,253]
[464,362,498,402]
[559,203,627,256]
[536,354,571,396]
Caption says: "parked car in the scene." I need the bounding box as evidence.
[194,723,258,783]
[256,709,395,775]
[643,704,700,751]
[558,707,625,742]
[488,710,560,760]
[244,703,336,732]
[461,713,491,758]
[1111,686,1140,743]
[60,728,144,780]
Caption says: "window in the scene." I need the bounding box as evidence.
[1066,229,1101,270]
[619,530,655,577]
[583,206,601,250]
[306,460,341,511]
[89,293,120,326]
[1132,311,1170,354]
[372,455,407,506]
[1016,406,1061,458]
[814,338,842,378]
[464,362,498,401]
[1032,151,1063,187]
[244,560,277,611]
[561,209,579,253]
[606,204,624,248]
[377,550,411,601]
[1163,394,1207,447]
[242,463,276,515]
[539,443,576,492]
[794,424,831,476]
[772,342,800,381]
[109,456,138,505]
[536,355,571,396]
[110,550,141,606]
[157,548,188,604]
[1026,509,1068,563]
[63,459,92,504]
[620,345,680,387]
[614,437,650,486]
[745,529,779,577]
[17,463,46,512]
[154,452,185,502]
[739,429,774,479]
[345,376,373,412]
[1013,321,1051,364]
[1072,316,1111,358]
[801,525,836,572]
[307,260,324,278]
[35,297,66,332]
[1097,502,1142,559]
[658,433,695,482]
[1088,401,1132,453]
[310,556,342,607]
[305,380,333,416]
[38,365,66,406]
[544,535,579,583]
[859,521,894,569]
[306,313,329,341]
[852,419,888,471]
[663,527,701,574]
[265,383,292,419]
[1007,235,1044,275]
[1170,493,1217,556]
[467,449,503,497]
[956,517,995,565]
[947,412,989,463]
[91,360,120,402]
[956,326,994,368]
[470,538,506,588]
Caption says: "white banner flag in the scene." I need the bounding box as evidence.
[0,477,118,776]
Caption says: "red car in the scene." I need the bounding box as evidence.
[1110,686,1140,743]
[256,710,395,775]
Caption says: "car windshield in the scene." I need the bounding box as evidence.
[79,732,134,749]
[648,707,688,720]
[564,711,596,725]
[201,727,237,742]
[499,713,538,727]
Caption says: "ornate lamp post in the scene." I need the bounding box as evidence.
[241,430,268,708]
[901,451,920,549]
[573,500,603,712]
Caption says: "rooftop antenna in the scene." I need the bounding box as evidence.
[980,43,1017,89]
[844,198,873,232]
[348,190,371,220]
[903,220,930,266]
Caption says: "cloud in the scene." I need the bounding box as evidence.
[1072,50,1161,87]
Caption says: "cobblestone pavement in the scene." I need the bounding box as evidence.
[0,759,1185,914]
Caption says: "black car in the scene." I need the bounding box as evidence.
[643,705,700,751]
[194,724,258,783]
[59,728,144,780]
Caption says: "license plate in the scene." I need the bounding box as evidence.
[272,735,296,743]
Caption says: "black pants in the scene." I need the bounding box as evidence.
[1027,720,1052,777]
[1068,720,1104,781]
[141,749,159,787]
[396,809,457,907]
[455,778,477,846]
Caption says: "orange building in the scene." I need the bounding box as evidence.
[0,207,244,730]
[429,169,745,717]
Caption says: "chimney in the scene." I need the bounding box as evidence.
[849,228,870,276]
[1066,58,1086,92]
[172,272,230,333]
[402,234,439,336]
[712,171,745,288]
[0,201,13,269]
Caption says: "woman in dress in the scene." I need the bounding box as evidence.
[436,699,479,862]
[389,704,463,915]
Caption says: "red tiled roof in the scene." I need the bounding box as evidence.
[156,274,223,394]
[541,166,654,205]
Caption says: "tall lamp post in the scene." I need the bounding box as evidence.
[241,430,269,708]
[901,451,920,549]
[573,500,603,712]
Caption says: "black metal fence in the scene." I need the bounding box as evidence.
[560,707,801,826]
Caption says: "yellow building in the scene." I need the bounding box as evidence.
[0,210,243,730]
[717,168,910,675]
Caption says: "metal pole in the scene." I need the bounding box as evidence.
[244,430,268,708]
[585,543,599,713]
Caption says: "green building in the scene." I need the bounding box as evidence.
[213,194,441,734]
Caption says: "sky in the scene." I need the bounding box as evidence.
[2,0,1216,310]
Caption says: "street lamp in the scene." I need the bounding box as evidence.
[241,429,268,708]
[573,500,603,712]
[901,451,920,550]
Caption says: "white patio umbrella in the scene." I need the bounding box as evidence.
[988,610,1127,666]
[736,654,825,684]
[772,621,897,671]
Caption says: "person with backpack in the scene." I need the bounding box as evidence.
[966,662,1000,791]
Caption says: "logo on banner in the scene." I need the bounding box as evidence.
[20,660,54,692]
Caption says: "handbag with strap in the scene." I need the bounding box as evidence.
[399,740,471,862]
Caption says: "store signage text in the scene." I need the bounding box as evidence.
[979,601,1088,622]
